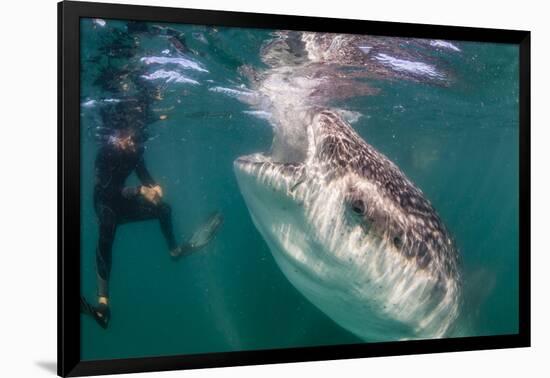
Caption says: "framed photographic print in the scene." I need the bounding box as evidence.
[58,0,530,376]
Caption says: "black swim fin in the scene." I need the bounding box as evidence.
[171,211,224,260]
[80,296,94,315]
[80,296,110,329]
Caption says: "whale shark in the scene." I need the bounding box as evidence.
[231,32,462,341]
[234,108,461,341]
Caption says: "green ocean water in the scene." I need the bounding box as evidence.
[79,18,519,360]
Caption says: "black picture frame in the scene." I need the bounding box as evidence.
[58,1,531,376]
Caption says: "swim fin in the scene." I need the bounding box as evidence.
[80,296,94,315]
[80,296,110,329]
[189,211,224,249]
[171,211,224,260]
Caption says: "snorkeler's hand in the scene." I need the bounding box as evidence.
[151,185,163,199]
[140,185,163,205]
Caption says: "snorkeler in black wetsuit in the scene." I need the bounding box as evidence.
[84,128,223,329]
[80,20,223,329]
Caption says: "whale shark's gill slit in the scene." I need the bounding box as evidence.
[290,179,304,193]
[290,170,307,192]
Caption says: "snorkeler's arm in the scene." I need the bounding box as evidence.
[121,186,141,199]
[136,156,157,187]
[121,182,162,202]
[120,156,158,200]
[134,156,163,204]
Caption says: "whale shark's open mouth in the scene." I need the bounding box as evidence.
[234,152,306,200]
[234,109,314,199]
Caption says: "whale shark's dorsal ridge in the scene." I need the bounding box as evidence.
[233,32,462,342]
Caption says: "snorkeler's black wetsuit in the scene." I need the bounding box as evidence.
[94,142,177,298]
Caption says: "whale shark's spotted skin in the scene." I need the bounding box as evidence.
[316,111,458,276]
[233,32,462,341]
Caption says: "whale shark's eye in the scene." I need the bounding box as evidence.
[350,199,366,215]
[393,235,403,249]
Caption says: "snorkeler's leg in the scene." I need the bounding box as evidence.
[93,208,116,328]
[117,194,223,259]
[96,218,115,299]
[117,196,180,255]
[157,202,178,252]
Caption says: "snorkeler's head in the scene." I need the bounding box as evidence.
[108,128,139,152]
[98,100,149,149]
